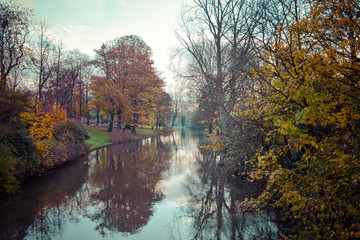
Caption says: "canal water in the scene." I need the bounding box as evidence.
[0,128,278,240]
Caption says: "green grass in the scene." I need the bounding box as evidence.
[136,128,154,135]
[86,126,111,149]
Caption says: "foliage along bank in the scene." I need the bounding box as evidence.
[0,89,89,195]
[177,0,360,239]
[0,2,172,196]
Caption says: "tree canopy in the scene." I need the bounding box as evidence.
[90,35,167,132]
[176,0,360,238]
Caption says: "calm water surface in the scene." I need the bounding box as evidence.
[0,128,278,240]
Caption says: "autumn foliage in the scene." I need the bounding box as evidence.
[20,100,68,168]
[90,35,169,131]
[230,0,360,239]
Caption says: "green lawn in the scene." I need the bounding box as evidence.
[136,128,154,135]
[86,126,111,149]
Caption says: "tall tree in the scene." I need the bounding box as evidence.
[89,76,132,132]
[238,0,360,238]
[92,35,164,132]
[169,81,185,128]
[29,20,55,102]
[176,0,254,136]
[64,49,89,118]
[154,91,172,129]
[0,1,32,90]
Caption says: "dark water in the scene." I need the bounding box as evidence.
[0,128,278,240]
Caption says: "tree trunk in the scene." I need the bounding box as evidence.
[171,111,178,127]
[208,122,213,134]
[96,110,99,125]
[107,113,114,132]
[79,80,82,117]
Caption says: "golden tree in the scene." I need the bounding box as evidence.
[238,0,360,239]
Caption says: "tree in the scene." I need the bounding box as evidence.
[181,115,186,127]
[175,0,253,136]
[89,76,132,132]
[63,49,89,118]
[237,0,360,238]
[51,42,65,108]
[29,20,55,102]
[91,35,164,132]
[169,81,185,127]
[46,48,91,119]
[0,1,33,90]
[19,99,68,169]
[154,91,172,129]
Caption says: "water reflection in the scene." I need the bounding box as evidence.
[86,138,171,236]
[0,128,279,240]
[178,148,278,240]
[162,132,278,240]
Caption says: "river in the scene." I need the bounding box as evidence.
[0,128,279,240]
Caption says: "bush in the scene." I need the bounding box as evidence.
[0,145,20,194]
[0,118,38,194]
[8,118,38,169]
[0,89,30,124]
[52,120,89,163]
[54,120,90,144]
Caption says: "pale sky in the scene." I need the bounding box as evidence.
[16,0,186,86]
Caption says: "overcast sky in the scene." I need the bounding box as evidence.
[17,0,186,85]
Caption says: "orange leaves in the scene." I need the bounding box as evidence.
[20,100,67,141]
[20,99,67,168]
[91,35,165,128]
[90,76,133,122]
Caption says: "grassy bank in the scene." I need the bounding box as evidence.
[85,126,111,149]
[85,125,173,150]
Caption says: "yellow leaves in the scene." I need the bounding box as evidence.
[278,120,297,135]
[20,99,67,168]
[199,133,223,151]
[231,1,360,238]
[347,205,360,217]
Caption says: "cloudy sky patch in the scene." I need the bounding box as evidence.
[20,0,185,84]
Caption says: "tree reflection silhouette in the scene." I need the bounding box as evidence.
[0,156,89,240]
[87,138,171,236]
[0,130,278,240]
[181,147,278,240]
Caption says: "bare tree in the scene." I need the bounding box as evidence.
[175,0,254,136]
[30,20,55,102]
[63,49,89,118]
[0,1,33,90]
[52,41,65,108]
[169,80,186,127]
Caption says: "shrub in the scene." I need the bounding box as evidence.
[20,100,67,169]
[54,120,90,144]
[0,89,30,124]
[0,118,38,194]
[52,120,89,163]
[0,145,20,194]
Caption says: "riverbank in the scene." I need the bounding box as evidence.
[85,124,174,150]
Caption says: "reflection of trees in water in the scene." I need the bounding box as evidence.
[86,137,172,236]
[182,148,278,240]
[0,137,173,239]
[0,157,89,240]
[0,130,278,240]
